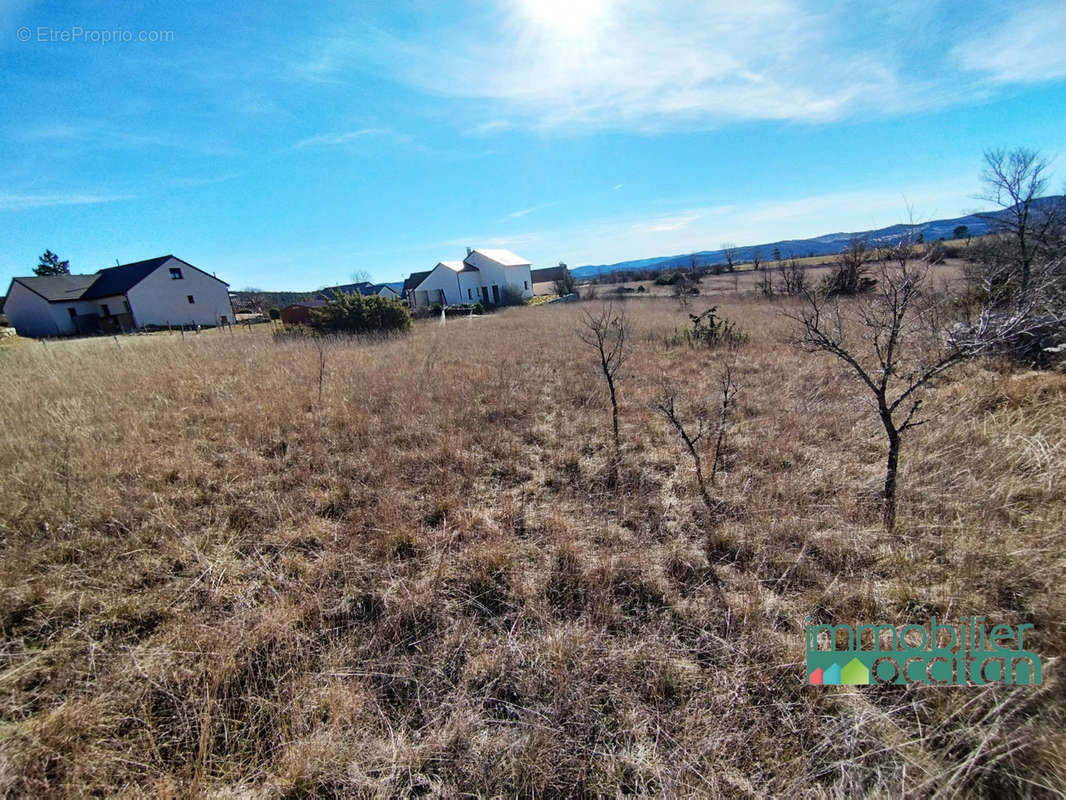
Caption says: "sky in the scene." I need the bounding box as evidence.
[1,0,1066,291]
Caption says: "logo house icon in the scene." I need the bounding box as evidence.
[807,622,871,686]
[808,657,869,686]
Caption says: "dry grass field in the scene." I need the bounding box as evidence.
[1,296,1064,796]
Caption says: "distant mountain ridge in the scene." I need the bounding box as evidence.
[571,196,1065,279]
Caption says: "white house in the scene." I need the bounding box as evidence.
[405,248,533,307]
[2,255,233,337]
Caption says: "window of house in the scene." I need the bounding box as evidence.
[123,300,131,313]
[68,308,77,320]
[100,303,110,316]
[467,288,473,300]
[170,267,183,279]
[524,280,529,290]
[187,295,195,304]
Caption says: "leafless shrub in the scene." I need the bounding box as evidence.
[654,355,739,515]
[578,302,629,464]
[950,260,1066,366]
[824,237,876,296]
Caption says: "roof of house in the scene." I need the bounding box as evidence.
[531,266,568,283]
[402,270,432,295]
[438,260,478,273]
[9,274,98,303]
[319,282,372,299]
[80,255,176,300]
[320,282,404,300]
[5,255,226,307]
[468,248,530,267]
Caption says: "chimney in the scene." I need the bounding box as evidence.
[466,247,472,256]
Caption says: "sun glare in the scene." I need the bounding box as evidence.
[517,0,606,36]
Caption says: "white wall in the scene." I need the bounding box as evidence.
[3,283,140,337]
[411,264,481,306]
[126,258,233,327]
[2,282,75,337]
[464,252,533,300]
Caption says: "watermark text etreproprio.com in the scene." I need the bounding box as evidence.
[16,26,174,44]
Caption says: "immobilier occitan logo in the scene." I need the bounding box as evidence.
[806,617,1042,686]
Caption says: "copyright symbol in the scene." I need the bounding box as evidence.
[16,26,31,42]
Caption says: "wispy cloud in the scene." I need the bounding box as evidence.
[0,192,133,212]
[471,120,514,136]
[16,120,239,156]
[169,173,243,189]
[503,207,537,220]
[632,212,704,233]
[290,127,413,150]
[361,1,1066,133]
[950,1,1066,84]
[499,201,559,222]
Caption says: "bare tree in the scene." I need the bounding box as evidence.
[721,243,739,272]
[655,359,739,515]
[579,302,629,464]
[673,278,692,310]
[750,247,762,271]
[777,255,808,296]
[788,259,973,531]
[976,147,1058,292]
[758,269,775,298]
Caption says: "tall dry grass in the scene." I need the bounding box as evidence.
[0,297,1063,797]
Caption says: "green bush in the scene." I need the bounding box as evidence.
[666,306,747,349]
[309,292,413,335]
[499,286,527,306]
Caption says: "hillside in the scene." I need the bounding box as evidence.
[572,195,1065,278]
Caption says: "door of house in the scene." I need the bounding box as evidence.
[491,285,500,304]
[481,287,489,304]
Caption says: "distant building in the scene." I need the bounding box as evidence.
[280,299,326,325]
[319,282,401,301]
[530,265,570,295]
[1,255,233,337]
[404,248,533,307]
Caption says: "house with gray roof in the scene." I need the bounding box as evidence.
[2,255,233,337]
[318,281,401,301]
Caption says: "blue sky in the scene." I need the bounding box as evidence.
[2,0,1065,290]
